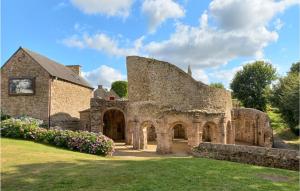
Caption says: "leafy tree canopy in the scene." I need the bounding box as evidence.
[111,81,128,98]
[230,61,277,111]
[210,82,225,89]
[270,62,299,134]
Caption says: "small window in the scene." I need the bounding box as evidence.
[109,96,115,100]
[8,77,35,96]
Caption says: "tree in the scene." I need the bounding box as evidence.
[270,62,300,134]
[210,82,225,89]
[230,61,277,111]
[111,81,128,98]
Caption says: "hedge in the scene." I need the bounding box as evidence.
[1,117,114,156]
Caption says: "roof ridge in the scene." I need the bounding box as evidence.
[21,47,93,89]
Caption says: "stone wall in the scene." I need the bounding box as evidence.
[1,48,50,122]
[50,79,92,128]
[79,109,91,131]
[90,98,128,133]
[126,56,232,118]
[193,142,299,171]
[232,108,273,147]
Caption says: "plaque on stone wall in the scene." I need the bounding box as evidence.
[8,78,35,95]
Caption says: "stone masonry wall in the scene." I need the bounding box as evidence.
[193,142,299,171]
[1,48,50,122]
[126,56,232,118]
[233,108,273,147]
[50,79,92,128]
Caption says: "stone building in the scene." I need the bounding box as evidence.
[1,47,93,128]
[82,56,273,154]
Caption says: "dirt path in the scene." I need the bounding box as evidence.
[113,140,191,158]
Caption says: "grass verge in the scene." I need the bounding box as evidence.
[1,138,299,191]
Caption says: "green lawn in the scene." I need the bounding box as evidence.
[2,138,299,191]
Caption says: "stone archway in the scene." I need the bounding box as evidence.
[202,122,217,143]
[103,109,125,141]
[139,121,157,150]
[170,122,189,154]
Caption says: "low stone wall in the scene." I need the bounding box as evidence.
[193,142,299,171]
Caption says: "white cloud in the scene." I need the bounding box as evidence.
[82,65,126,88]
[61,35,85,48]
[209,0,297,30]
[192,69,209,84]
[142,0,185,33]
[145,22,278,68]
[208,66,242,87]
[144,0,298,69]
[70,0,134,18]
[62,33,144,56]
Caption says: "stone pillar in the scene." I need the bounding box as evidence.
[156,120,172,154]
[191,117,202,147]
[90,109,101,133]
[125,121,133,145]
[219,116,227,144]
[231,120,236,144]
[132,118,140,150]
[140,127,147,150]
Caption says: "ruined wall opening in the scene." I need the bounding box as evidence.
[171,122,188,154]
[202,122,217,143]
[140,121,157,151]
[103,109,125,141]
[173,124,187,139]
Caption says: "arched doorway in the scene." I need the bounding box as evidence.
[103,109,125,141]
[140,121,157,151]
[171,122,188,154]
[202,122,217,142]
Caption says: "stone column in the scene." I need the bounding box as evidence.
[231,120,236,144]
[90,109,101,133]
[140,127,147,150]
[219,116,227,144]
[132,118,140,150]
[191,117,202,147]
[156,120,172,154]
[125,121,133,145]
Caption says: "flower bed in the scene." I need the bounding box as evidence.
[1,117,114,156]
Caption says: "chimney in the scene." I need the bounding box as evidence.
[66,65,81,75]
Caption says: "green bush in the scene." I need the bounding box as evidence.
[1,117,114,156]
[0,110,11,121]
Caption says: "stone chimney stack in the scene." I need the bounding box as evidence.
[188,65,192,76]
[66,65,81,76]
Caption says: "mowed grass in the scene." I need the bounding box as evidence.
[2,138,299,191]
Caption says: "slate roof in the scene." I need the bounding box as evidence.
[22,48,93,89]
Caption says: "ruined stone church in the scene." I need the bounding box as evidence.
[81,56,273,154]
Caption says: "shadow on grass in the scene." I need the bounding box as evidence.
[2,157,299,191]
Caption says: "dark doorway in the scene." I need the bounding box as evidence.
[103,109,125,141]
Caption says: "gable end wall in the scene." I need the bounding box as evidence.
[1,49,50,122]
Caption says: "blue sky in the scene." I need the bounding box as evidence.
[1,0,299,88]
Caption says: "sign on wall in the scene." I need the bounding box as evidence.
[9,78,35,95]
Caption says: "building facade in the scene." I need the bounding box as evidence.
[1,47,93,128]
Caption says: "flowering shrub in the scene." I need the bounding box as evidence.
[1,117,114,156]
